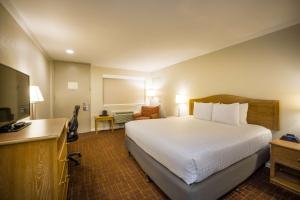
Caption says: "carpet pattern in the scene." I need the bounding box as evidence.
[68,129,299,200]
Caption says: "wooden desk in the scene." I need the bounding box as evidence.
[0,118,69,200]
[95,115,114,133]
[270,139,300,195]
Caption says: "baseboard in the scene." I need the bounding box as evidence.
[90,124,125,132]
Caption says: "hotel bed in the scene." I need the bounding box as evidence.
[125,95,279,200]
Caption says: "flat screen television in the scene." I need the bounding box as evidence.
[0,63,30,128]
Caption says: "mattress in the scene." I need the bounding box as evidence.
[125,116,272,185]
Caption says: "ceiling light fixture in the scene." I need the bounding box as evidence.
[65,49,74,54]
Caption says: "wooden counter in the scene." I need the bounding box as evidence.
[0,118,67,145]
[0,118,69,200]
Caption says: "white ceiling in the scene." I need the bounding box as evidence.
[5,0,300,71]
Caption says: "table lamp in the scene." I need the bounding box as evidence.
[175,94,187,116]
[146,89,156,105]
[30,85,44,119]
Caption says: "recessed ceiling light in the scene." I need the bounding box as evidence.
[65,49,74,54]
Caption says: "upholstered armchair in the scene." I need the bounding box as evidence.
[133,106,160,120]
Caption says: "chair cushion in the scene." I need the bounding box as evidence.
[135,116,151,120]
[133,113,142,119]
[141,106,160,117]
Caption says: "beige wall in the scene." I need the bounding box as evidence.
[53,61,91,133]
[0,4,51,119]
[91,66,148,130]
[52,63,148,132]
[3,0,299,137]
[103,78,145,105]
[151,24,300,137]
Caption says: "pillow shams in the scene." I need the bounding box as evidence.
[239,103,248,124]
[212,103,240,125]
[193,102,213,120]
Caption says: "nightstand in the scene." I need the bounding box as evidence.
[95,116,114,133]
[270,139,300,195]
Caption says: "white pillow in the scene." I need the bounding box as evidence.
[239,103,248,124]
[212,103,240,125]
[193,102,213,121]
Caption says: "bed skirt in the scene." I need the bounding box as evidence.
[125,136,269,200]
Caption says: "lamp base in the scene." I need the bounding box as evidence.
[31,103,37,120]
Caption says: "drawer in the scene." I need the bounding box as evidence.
[272,145,300,170]
[57,125,67,153]
[59,165,69,200]
[59,141,67,161]
[59,160,69,186]
[58,151,68,178]
[58,142,68,177]
[63,176,69,200]
[58,170,69,200]
[58,182,64,200]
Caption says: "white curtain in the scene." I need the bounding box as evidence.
[103,77,145,105]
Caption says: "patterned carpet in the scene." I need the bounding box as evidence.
[68,129,299,200]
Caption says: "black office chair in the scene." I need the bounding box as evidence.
[67,105,81,165]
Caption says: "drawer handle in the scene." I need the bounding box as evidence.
[59,175,70,185]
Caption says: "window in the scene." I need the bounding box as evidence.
[103,75,145,105]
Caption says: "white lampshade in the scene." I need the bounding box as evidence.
[146,89,156,97]
[30,86,44,103]
[175,94,187,104]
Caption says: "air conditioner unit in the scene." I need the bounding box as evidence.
[112,111,134,124]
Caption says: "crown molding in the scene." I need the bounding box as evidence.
[0,0,50,59]
[153,20,300,72]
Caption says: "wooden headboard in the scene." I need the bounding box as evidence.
[189,94,279,131]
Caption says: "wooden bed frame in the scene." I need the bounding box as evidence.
[189,94,279,131]
[126,94,280,200]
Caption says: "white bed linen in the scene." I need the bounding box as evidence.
[125,116,272,185]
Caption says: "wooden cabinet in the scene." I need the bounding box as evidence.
[270,139,300,195]
[57,125,69,200]
[0,118,69,200]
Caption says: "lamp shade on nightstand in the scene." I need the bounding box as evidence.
[146,89,156,97]
[146,89,157,105]
[175,94,187,117]
[175,94,187,104]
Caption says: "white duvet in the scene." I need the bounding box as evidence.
[125,116,272,185]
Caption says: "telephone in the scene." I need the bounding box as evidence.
[280,134,300,143]
[99,110,108,116]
